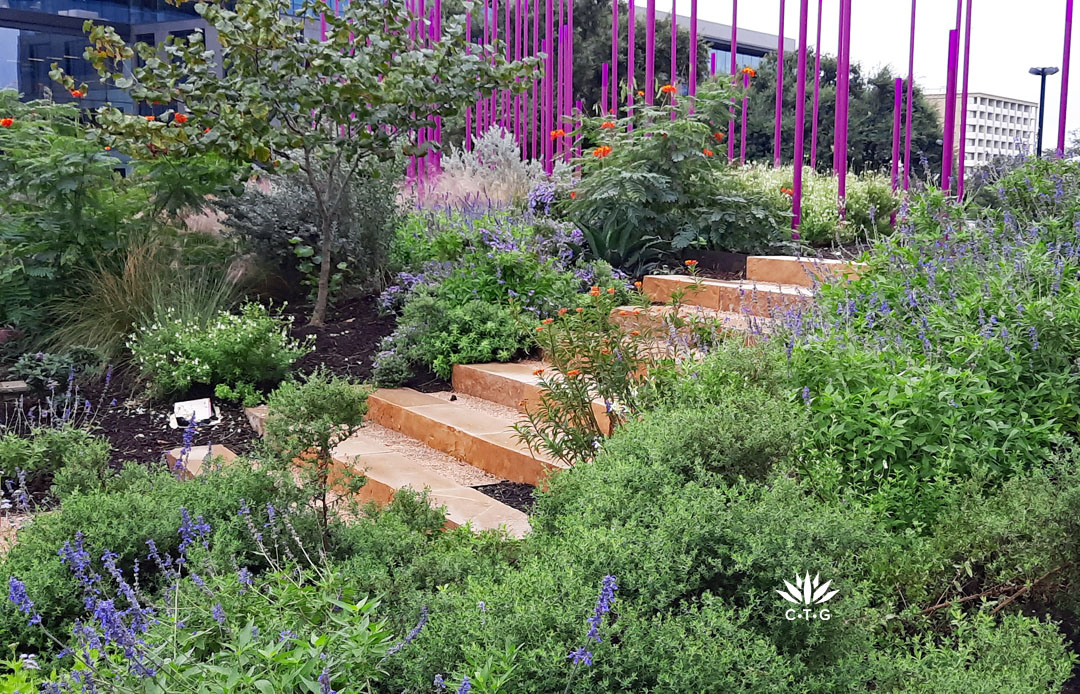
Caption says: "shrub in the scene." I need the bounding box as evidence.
[0,460,302,651]
[128,302,311,398]
[0,425,109,485]
[565,79,791,273]
[9,347,101,391]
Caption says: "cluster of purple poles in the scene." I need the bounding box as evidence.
[381,0,1076,230]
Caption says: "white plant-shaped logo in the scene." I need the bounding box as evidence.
[777,573,838,607]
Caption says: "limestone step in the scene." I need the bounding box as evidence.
[610,304,774,338]
[451,362,612,435]
[366,388,565,485]
[331,432,530,538]
[746,255,865,288]
[642,275,813,317]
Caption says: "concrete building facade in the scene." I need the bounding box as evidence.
[926,91,1039,167]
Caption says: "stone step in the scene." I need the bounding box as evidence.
[366,388,565,485]
[642,275,813,317]
[451,362,612,435]
[611,304,774,339]
[746,255,865,288]
[331,432,530,538]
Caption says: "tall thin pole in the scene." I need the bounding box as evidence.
[809,0,822,168]
[891,78,902,191]
[544,0,553,171]
[466,9,473,150]
[957,0,972,198]
[1060,0,1074,157]
[503,0,511,128]
[602,63,610,113]
[836,0,851,204]
[773,0,786,167]
[568,0,574,156]
[646,0,656,103]
[741,71,750,164]
[532,0,539,159]
[515,0,523,152]
[728,0,738,161]
[1038,72,1049,158]
[670,0,677,118]
[611,0,619,115]
[903,0,916,189]
[627,0,635,127]
[689,0,698,101]
[792,0,809,233]
[941,29,959,193]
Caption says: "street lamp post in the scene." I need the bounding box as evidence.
[1030,66,1061,158]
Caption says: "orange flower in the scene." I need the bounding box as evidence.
[634,280,643,288]
[601,348,611,355]
[533,368,545,376]
[535,326,544,332]
[576,307,584,313]
[703,148,714,157]
[558,308,568,316]
[542,318,555,324]
[660,83,677,94]
[684,259,699,267]
[607,287,616,295]
[145,115,156,122]
[0,118,12,128]
[629,330,641,336]
[104,146,111,151]
[70,89,84,98]
[550,128,566,139]
[592,145,612,158]
[780,187,794,196]
[566,369,582,377]
[570,191,577,199]
[714,131,726,142]
[589,285,601,296]
[637,90,645,96]
[741,67,757,78]
[600,120,616,129]
[203,128,211,133]
[174,113,188,124]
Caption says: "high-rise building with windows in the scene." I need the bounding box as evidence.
[925,91,1039,167]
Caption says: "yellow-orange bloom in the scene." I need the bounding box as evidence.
[685,259,699,267]
[703,148,714,157]
[542,318,555,324]
[592,145,612,158]
[174,113,188,124]
[714,132,726,142]
[558,308,568,316]
[600,120,616,129]
[550,128,566,139]
[741,67,756,77]
[660,83,677,94]
[0,118,12,128]
[566,369,582,377]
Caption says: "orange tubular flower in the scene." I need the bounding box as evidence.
[629,330,641,336]
[570,191,577,199]
[634,280,643,289]
[703,148,714,157]
[741,67,757,78]
[550,128,566,140]
[0,118,12,128]
[104,146,111,151]
[607,287,616,295]
[600,120,616,129]
[714,132,726,142]
[589,285,601,296]
[535,326,544,332]
[174,113,188,124]
[576,307,584,313]
[145,115,156,122]
[533,368,545,376]
[558,308,568,316]
[660,83,677,94]
[70,89,84,98]
[684,259,699,267]
[566,369,582,377]
[637,90,645,97]
[542,318,555,325]
[592,145,612,158]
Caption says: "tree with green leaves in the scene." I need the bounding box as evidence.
[54,0,533,325]
[738,52,942,174]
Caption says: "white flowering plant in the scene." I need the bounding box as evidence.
[128,302,312,399]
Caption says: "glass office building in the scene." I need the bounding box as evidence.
[0,0,209,111]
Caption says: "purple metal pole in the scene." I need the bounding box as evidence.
[515,0,523,152]
[792,0,809,233]
[466,9,473,151]
[891,78,902,191]
[836,0,851,203]
[728,0,737,161]
[627,0,635,127]
[903,0,916,189]
[503,0,511,128]
[711,53,716,75]
[611,0,619,115]
[832,0,844,173]
[545,0,553,171]
[773,0,785,167]
[941,29,959,194]
[646,0,656,104]
[602,63,609,113]
[532,0,539,159]
[670,0,677,118]
[741,72,749,163]
[568,0,575,155]
[1060,0,1074,157]
[557,24,565,158]
[689,0,698,102]
[957,0,972,198]
[809,0,822,168]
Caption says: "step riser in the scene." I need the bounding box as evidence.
[643,276,811,318]
[746,256,864,287]
[367,390,559,485]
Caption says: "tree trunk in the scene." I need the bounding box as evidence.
[309,215,334,327]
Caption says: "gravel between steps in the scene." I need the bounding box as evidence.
[428,390,530,423]
[357,422,500,487]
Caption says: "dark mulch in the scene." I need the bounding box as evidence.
[286,294,450,392]
[472,481,536,514]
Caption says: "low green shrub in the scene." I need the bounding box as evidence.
[128,302,311,398]
[9,347,101,391]
[0,425,108,484]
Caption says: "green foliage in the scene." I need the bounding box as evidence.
[0,425,109,484]
[57,0,533,325]
[48,237,244,361]
[9,347,101,391]
[737,163,898,245]
[128,302,311,398]
[566,80,791,272]
[214,381,263,407]
[0,91,149,330]
[0,461,301,651]
[215,159,403,298]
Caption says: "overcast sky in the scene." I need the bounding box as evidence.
[652,0,1078,140]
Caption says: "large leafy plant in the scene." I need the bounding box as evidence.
[54,0,534,326]
[564,79,790,274]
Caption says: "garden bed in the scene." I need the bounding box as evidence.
[472,481,535,513]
